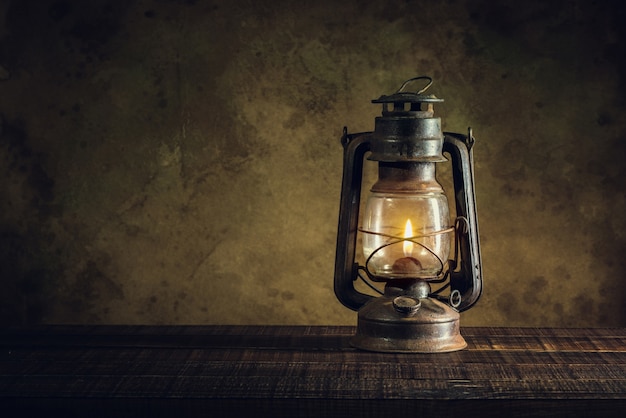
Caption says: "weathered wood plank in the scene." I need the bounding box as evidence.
[1,326,626,417]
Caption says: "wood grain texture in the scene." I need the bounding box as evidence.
[1,326,625,417]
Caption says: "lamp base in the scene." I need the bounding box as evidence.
[351,281,466,353]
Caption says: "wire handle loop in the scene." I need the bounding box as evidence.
[396,76,433,95]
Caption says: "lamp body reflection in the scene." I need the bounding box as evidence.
[334,77,482,353]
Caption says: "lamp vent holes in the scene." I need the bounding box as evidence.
[384,102,434,113]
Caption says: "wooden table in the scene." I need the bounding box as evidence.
[1,326,625,417]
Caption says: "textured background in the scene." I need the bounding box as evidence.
[1,0,625,327]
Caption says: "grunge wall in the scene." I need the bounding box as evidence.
[1,0,625,327]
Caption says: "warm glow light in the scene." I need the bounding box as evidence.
[403,219,414,256]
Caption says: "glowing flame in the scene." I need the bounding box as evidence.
[403,219,414,256]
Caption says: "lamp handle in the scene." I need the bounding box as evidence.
[334,129,374,311]
[443,129,483,312]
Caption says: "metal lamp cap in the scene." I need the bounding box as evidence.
[392,296,421,316]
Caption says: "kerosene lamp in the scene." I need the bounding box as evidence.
[334,76,482,353]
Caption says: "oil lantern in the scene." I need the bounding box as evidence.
[334,76,482,353]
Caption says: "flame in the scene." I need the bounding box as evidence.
[403,219,414,256]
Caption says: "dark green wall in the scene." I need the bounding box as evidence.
[1,0,625,327]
